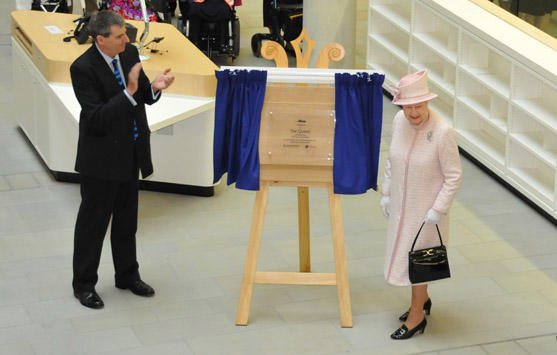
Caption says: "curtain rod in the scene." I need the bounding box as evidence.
[219,66,379,84]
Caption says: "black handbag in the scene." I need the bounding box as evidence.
[408,222,450,284]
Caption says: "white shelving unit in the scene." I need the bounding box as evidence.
[368,0,557,219]
[367,0,412,85]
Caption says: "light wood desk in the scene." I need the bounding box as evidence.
[11,10,219,195]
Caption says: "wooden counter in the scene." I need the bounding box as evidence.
[11,10,218,97]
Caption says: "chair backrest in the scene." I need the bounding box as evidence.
[150,0,170,13]
[32,0,69,13]
[260,27,345,70]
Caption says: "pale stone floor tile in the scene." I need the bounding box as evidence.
[154,299,216,321]
[501,254,557,273]
[479,212,556,240]
[506,319,557,340]
[31,171,57,187]
[0,176,9,191]
[413,328,512,353]
[445,247,472,266]
[455,217,507,243]
[438,345,487,354]
[345,229,389,258]
[70,307,159,333]
[449,220,483,246]
[482,340,528,354]
[450,261,512,281]
[205,288,293,317]
[516,335,557,354]
[336,311,422,352]
[5,173,39,190]
[186,320,349,355]
[0,304,32,328]
[2,229,74,261]
[430,292,557,334]
[30,327,141,355]
[0,208,26,237]
[132,312,252,346]
[539,288,557,305]
[0,275,41,306]
[0,324,45,347]
[427,276,507,304]
[0,187,59,209]
[0,254,69,279]
[492,270,557,293]
[0,342,35,355]
[101,341,194,355]
[456,241,523,263]
[274,296,341,324]
[350,289,409,316]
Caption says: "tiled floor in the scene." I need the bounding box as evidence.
[2,1,557,354]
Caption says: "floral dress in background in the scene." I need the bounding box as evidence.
[108,0,160,21]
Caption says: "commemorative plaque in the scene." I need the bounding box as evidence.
[259,85,335,167]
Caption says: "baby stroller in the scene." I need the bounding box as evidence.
[251,0,303,57]
[177,0,241,60]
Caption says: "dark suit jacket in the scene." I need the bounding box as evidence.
[70,43,160,181]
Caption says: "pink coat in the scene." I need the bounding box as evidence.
[382,109,462,286]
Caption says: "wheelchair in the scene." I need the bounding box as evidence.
[176,0,240,60]
[251,0,303,57]
[31,0,70,12]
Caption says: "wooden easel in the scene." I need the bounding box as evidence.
[235,30,353,328]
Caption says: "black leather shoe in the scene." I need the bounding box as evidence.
[74,290,104,309]
[399,298,432,321]
[391,317,427,340]
[116,279,155,297]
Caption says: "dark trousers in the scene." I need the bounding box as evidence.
[72,174,140,292]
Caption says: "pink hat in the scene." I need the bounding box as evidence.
[390,70,437,105]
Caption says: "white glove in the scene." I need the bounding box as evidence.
[380,196,390,217]
[424,209,441,225]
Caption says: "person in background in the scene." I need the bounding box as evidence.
[517,0,556,33]
[380,70,462,339]
[70,10,174,309]
[108,0,160,21]
[491,0,556,33]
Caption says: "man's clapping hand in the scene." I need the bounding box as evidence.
[153,68,175,92]
[126,62,142,96]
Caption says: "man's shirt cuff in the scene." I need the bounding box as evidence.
[151,84,161,100]
[123,89,137,106]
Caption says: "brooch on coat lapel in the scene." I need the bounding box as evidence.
[427,131,433,142]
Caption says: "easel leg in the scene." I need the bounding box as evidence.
[328,186,353,328]
[236,182,270,326]
[297,186,310,272]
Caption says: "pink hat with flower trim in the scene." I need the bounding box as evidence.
[390,70,437,105]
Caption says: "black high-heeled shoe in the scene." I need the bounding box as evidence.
[390,317,427,340]
[399,298,431,321]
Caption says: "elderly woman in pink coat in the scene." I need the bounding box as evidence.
[380,70,462,339]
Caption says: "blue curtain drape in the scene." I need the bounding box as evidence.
[213,69,267,190]
[333,72,385,194]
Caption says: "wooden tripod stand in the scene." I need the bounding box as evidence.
[235,84,353,328]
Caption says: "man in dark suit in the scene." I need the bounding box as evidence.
[70,10,174,309]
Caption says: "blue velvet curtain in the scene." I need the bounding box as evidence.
[333,72,385,194]
[213,69,267,190]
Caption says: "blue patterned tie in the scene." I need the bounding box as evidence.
[112,58,138,141]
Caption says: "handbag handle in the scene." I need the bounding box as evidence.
[410,222,443,252]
